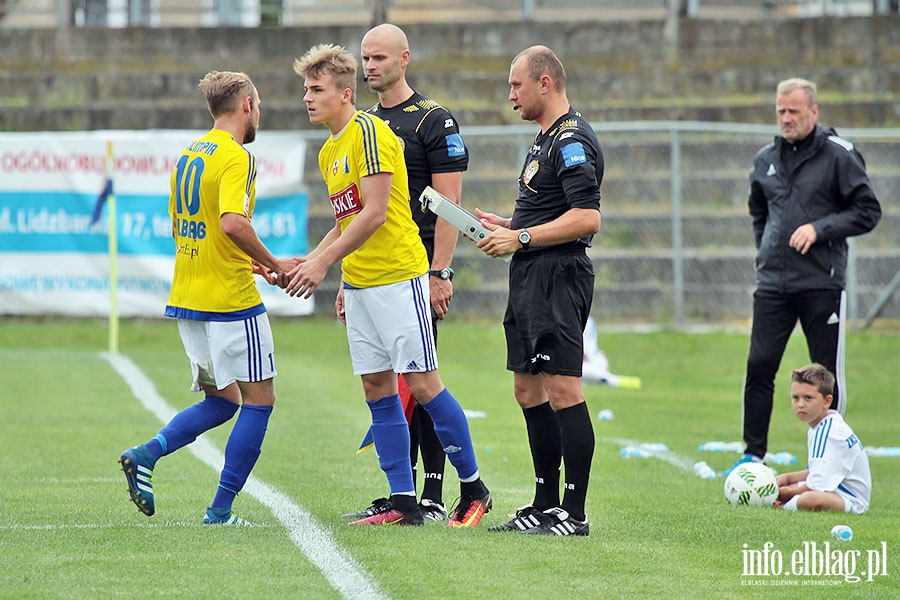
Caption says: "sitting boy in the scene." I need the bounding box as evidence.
[776,363,871,513]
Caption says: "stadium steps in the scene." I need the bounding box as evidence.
[1,74,897,132]
[2,16,896,321]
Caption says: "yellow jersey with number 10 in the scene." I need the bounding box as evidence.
[319,111,428,288]
[165,128,264,320]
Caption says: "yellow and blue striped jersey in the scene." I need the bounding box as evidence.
[319,110,428,288]
[165,128,264,320]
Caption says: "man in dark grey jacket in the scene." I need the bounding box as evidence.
[723,78,881,476]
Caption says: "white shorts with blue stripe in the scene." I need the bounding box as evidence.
[344,274,437,376]
[176,314,276,392]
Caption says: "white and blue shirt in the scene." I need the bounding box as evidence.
[806,410,871,511]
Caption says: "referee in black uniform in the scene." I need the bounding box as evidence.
[477,45,602,536]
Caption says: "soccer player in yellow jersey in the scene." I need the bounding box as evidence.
[337,23,471,524]
[289,43,491,527]
[119,71,295,525]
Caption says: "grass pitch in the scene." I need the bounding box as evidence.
[0,317,897,599]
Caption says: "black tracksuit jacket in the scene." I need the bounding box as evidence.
[748,124,882,293]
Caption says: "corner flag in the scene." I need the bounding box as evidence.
[90,149,114,225]
[92,141,119,353]
[90,178,113,225]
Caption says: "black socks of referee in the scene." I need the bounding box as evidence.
[524,401,594,522]
[524,402,562,511]
[413,404,446,504]
[557,402,594,523]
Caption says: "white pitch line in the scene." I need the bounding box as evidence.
[102,352,389,600]
[601,436,698,473]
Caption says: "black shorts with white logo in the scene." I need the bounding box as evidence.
[503,251,594,376]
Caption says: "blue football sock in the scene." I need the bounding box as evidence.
[213,404,273,509]
[368,394,415,495]
[146,395,239,461]
[421,388,478,481]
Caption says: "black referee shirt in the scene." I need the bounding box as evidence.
[367,92,469,254]
[511,108,603,255]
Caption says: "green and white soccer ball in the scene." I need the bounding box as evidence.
[724,462,778,506]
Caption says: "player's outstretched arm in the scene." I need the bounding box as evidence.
[254,258,301,286]
[284,173,392,299]
[221,212,287,278]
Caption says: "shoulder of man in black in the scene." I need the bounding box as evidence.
[545,112,603,179]
[754,139,777,163]
[389,93,457,132]
[548,111,600,148]
[795,124,846,158]
[405,93,469,170]
[820,125,870,168]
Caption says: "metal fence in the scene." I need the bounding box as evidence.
[297,121,899,328]
[2,0,896,28]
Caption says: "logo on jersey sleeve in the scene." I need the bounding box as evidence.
[330,183,363,220]
[561,141,587,168]
[445,133,466,157]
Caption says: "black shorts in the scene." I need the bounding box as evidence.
[503,252,594,376]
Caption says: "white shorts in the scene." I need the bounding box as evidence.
[782,483,868,514]
[344,275,437,376]
[838,492,868,515]
[176,314,276,392]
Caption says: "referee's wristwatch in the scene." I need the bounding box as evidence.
[428,267,454,281]
[518,228,532,250]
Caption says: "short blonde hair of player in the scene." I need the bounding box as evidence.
[198,71,255,118]
[790,363,835,401]
[293,44,358,104]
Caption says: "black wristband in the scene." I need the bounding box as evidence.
[428,268,454,281]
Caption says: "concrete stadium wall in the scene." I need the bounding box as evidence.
[1,15,898,131]
[2,16,897,324]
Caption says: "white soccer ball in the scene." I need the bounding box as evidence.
[724,462,779,506]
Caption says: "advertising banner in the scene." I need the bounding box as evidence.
[0,130,312,317]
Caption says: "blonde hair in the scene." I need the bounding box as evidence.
[776,77,817,106]
[198,71,254,118]
[293,44,358,102]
